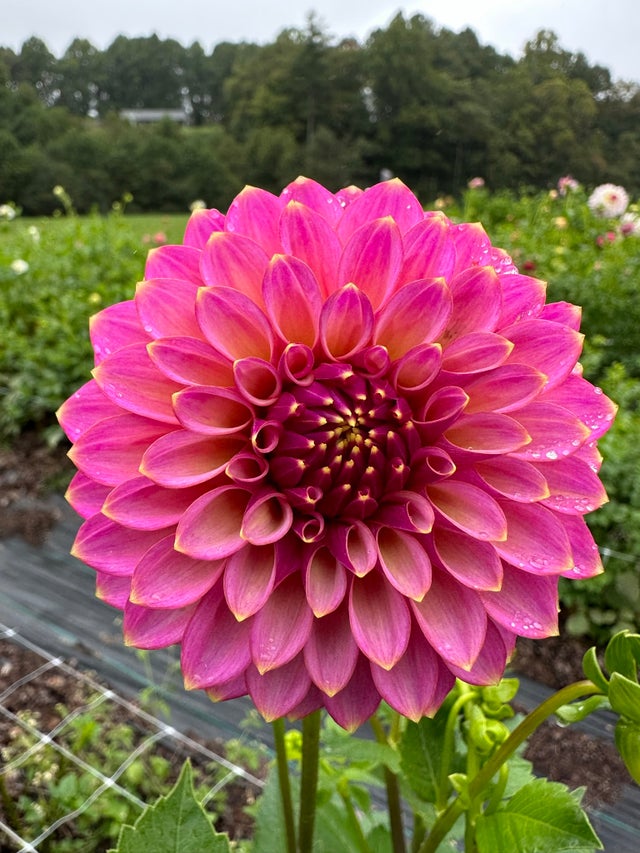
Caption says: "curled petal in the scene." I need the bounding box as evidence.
[241,490,293,545]
[234,358,282,406]
[279,200,341,296]
[250,574,313,673]
[175,486,250,559]
[463,365,547,414]
[173,386,253,435]
[391,344,442,393]
[349,570,411,669]
[263,254,322,347]
[57,380,121,442]
[493,500,573,573]
[103,477,209,530]
[319,283,374,360]
[247,655,311,722]
[90,300,147,364]
[376,490,435,534]
[304,546,348,617]
[324,655,381,732]
[141,431,246,487]
[123,601,196,649]
[434,526,503,591]
[72,514,167,575]
[326,521,377,576]
[279,343,315,385]
[136,278,204,339]
[376,527,432,600]
[147,337,234,387]
[480,564,559,638]
[224,544,276,620]
[224,186,284,254]
[415,386,469,443]
[338,216,403,309]
[504,319,584,391]
[304,603,359,695]
[427,481,507,541]
[226,452,269,485]
[201,231,269,305]
[196,286,274,361]
[375,278,452,360]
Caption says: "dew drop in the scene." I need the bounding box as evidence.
[545,450,558,460]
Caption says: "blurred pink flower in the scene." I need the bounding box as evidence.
[557,176,579,196]
[58,177,616,730]
[596,231,617,247]
[467,177,485,189]
[588,183,629,218]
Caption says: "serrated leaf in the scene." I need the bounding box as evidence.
[555,695,609,724]
[111,760,231,853]
[605,631,639,681]
[322,722,400,774]
[581,646,609,693]
[475,778,603,852]
[399,710,451,803]
[609,672,640,723]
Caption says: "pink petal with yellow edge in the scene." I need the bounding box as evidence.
[433,526,503,591]
[206,674,248,703]
[510,402,590,460]
[542,375,617,439]
[303,603,359,695]
[241,490,293,545]
[376,527,432,601]
[90,300,147,364]
[93,343,181,424]
[135,278,204,340]
[173,386,253,435]
[181,587,253,688]
[336,178,423,242]
[540,300,582,329]
[131,534,224,608]
[411,568,487,669]
[536,455,608,514]
[400,214,456,284]
[182,208,225,249]
[376,491,435,534]
[445,412,530,455]
[279,343,315,386]
[141,431,245,487]
[338,217,403,309]
[72,513,167,575]
[326,520,377,576]
[148,337,233,387]
[223,543,276,620]
[427,481,507,541]
[480,565,559,638]
[69,414,172,486]
[175,486,249,559]
[463,365,547,414]
[247,655,311,722]
[441,332,513,374]
[279,200,341,296]
[103,477,210,530]
[493,500,573,573]
[65,472,111,519]
[57,380,121,442]
[446,620,511,685]
[474,457,550,502]
[226,452,269,486]
[201,231,269,306]
[319,283,374,360]
[444,266,502,340]
[348,571,411,669]
[371,626,443,722]
[304,546,348,617]
[497,274,546,326]
[503,319,584,391]
[250,574,313,673]
[391,343,442,393]
[124,601,196,649]
[286,684,324,721]
[374,278,452,360]
[233,358,282,406]
[144,244,202,283]
[324,655,381,732]
[560,514,604,579]
[224,185,284,254]
[263,255,322,347]
[95,572,131,609]
[449,221,492,270]
[415,386,469,443]
[196,286,274,362]
[280,176,343,226]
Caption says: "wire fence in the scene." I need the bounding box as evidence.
[0,624,264,852]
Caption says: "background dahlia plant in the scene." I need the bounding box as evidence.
[57,178,639,852]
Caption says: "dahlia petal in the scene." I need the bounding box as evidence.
[69,414,172,486]
[463,365,548,414]
[90,300,147,364]
[349,571,411,669]
[95,572,131,608]
[374,278,452,360]
[338,216,403,309]
[441,332,513,374]
[444,266,502,340]
[371,626,445,722]
[65,472,111,519]
[141,431,245,487]
[493,500,573,573]
[224,185,284,255]
[135,278,204,339]
[480,565,559,638]
[175,486,249,559]
[304,546,348,617]
[409,447,456,488]
[411,568,487,669]
[376,527,432,601]
[223,543,276,620]
[263,254,322,348]
[93,343,181,424]
[324,655,381,732]
[144,244,202,283]
[123,601,196,649]
[510,402,591,460]
[391,343,442,393]
[182,207,225,249]
[241,490,293,545]
[415,386,470,443]
[400,214,456,284]
[326,520,378,576]
[233,358,282,406]
[279,343,315,385]
[196,286,274,361]
[173,386,254,435]
[103,477,210,530]
[226,452,269,485]
[279,200,341,296]
[72,513,167,575]
[131,535,224,608]
[540,301,582,329]
[200,231,269,306]
[496,274,547,326]
[319,283,374,360]
[286,685,325,720]
[560,514,604,579]
[446,620,511,685]
[503,319,584,390]
[445,412,530,455]
[474,457,550,502]
[181,587,253,688]
[433,526,503,591]
[304,603,359,695]
[250,574,313,673]
[246,654,311,722]
[147,336,234,386]
[542,375,617,439]
[206,674,248,703]
[56,379,121,442]
[337,178,423,242]
[376,490,435,534]
[281,176,343,226]
[449,221,492,270]
[536,455,608,514]
[427,481,507,541]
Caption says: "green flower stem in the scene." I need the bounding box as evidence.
[298,709,322,853]
[418,679,603,853]
[437,686,475,811]
[272,717,297,853]
[370,713,407,853]
[338,782,374,853]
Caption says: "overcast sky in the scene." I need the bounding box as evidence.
[3,0,639,83]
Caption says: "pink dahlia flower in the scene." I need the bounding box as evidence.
[588,183,629,218]
[58,177,616,730]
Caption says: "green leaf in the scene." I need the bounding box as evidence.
[605,631,640,681]
[581,646,609,693]
[555,695,610,724]
[111,761,231,853]
[250,767,291,853]
[322,719,400,773]
[609,673,640,723]
[615,718,640,785]
[399,709,450,803]
[475,778,603,852]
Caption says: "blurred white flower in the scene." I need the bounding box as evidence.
[10,259,29,275]
[189,199,206,211]
[588,183,629,218]
[620,212,640,237]
[27,225,40,242]
[0,203,17,221]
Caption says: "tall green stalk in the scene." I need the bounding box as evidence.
[299,709,322,853]
[272,717,297,853]
[370,713,406,853]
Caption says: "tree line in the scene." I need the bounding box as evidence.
[1,13,640,214]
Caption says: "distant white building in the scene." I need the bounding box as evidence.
[120,109,189,125]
